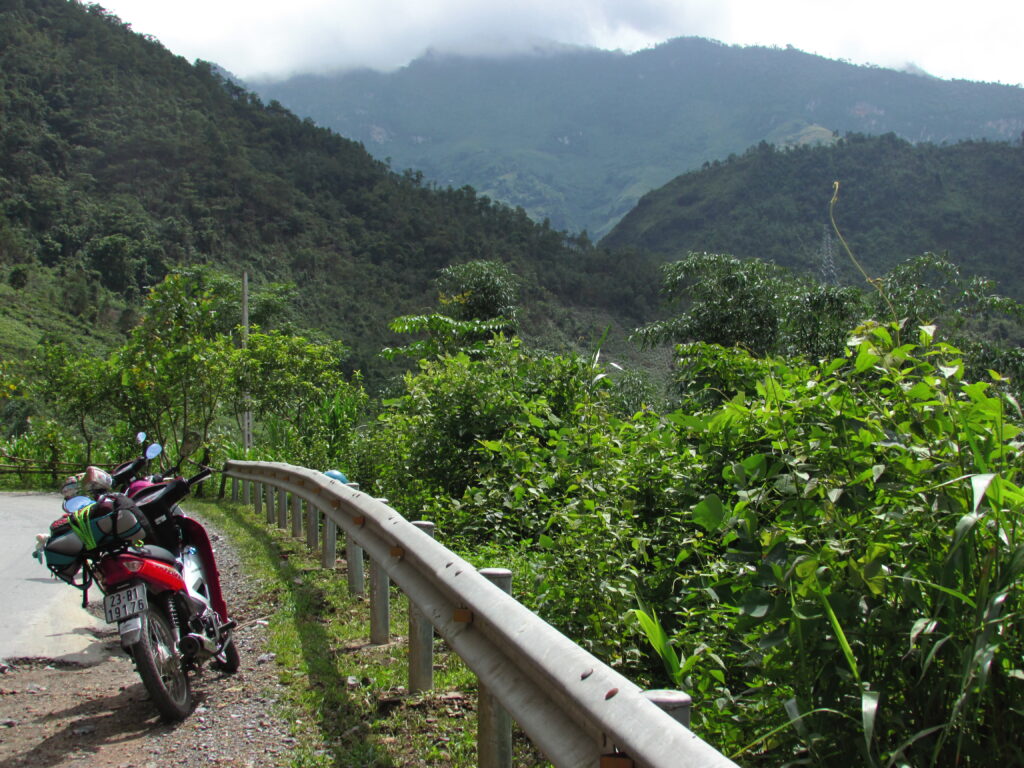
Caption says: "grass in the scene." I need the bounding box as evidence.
[189,498,548,768]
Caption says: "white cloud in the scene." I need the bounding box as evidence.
[99,0,1024,85]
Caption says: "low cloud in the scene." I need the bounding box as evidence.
[101,0,1024,85]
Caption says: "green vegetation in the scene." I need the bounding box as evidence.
[383,260,521,360]
[253,38,1024,237]
[632,251,1024,386]
[6,242,1024,768]
[345,322,1024,766]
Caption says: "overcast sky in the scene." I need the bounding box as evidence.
[97,0,1024,86]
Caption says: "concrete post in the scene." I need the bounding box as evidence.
[642,690,693,729]
[253,481,262,517]
[479,568,514,768]
[409,521,436,692]
[277,487,288,529]
[346,534,365,596]
[370,557,390,645]
[264,484,275,525]
[292,493,303,538]
[322,515,337,569]
[306,503,319,551]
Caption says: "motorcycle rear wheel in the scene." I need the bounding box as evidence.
[133,607,192,720]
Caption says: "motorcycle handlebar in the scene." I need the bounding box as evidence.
[186,467,213,487]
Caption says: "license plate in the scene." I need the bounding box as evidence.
[103,585,148,623]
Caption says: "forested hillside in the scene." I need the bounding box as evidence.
[602,134,1024,295]
[252,37,1024,237]
[0,0,652,379]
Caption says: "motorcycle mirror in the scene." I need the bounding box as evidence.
[145,443,163,460]
[135,431,147,444]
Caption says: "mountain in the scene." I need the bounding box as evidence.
[250,38,1024,237]
[600,133,1024,295]
[0,0,651,383]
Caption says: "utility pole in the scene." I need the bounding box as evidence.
[242,271,253,451]
[820,225,837,286]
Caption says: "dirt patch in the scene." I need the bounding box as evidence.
[1,651,170,768]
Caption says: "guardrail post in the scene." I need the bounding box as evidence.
[242,479,251,506]
[479,568,513,768]
[291,493,303,538]
[642,690,693,729]
[409,521,436,692]
[230,477,239,502]
[277,487,288,529]
[322,513,338,569]
[346,534,365,596]
[265,484,275,525]
[253,481,262,517]
[370,556,390,645]
[306,502,319,551]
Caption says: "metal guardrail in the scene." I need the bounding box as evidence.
[222,460,739,768]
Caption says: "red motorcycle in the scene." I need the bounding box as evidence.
[41,444,238,720]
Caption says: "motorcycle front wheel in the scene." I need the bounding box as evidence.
[133,607,192,720]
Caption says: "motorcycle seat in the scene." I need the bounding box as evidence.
[129,544,178,563]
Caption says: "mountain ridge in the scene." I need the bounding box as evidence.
[251,36,1024,236]
[601,132,1024,297]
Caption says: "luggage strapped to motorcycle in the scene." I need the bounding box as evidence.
[42,494,150,606]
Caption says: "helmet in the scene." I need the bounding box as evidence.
[83,466,113,492]
[61,473,85,499]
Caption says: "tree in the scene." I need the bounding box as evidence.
[436,260,520,323]
[632,252,800,356]
[234,329,365,466]
[384,261,522,360]
[29,342,113,461]
[109,270,239,464]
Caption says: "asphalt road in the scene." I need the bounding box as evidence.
[0,492,106,664]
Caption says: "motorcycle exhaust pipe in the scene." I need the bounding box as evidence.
[178,632,218,659]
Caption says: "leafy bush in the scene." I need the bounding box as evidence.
[356,321,1024,765]
[636,323,1024,765]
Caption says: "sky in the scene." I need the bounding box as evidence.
[96,0,1024,86]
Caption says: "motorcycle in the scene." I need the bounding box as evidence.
[40,441,238,720]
